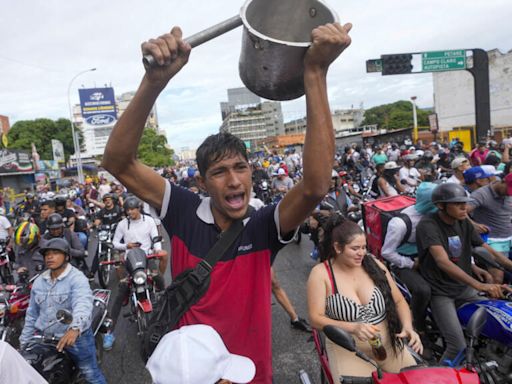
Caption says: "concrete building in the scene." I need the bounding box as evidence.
[283,108,365,136]
[219,87,284,149]
[433,49,512,135]
[73,90,160,161]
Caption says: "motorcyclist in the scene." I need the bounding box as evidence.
[35,199,56,234]
[54,194,76,230]
[33,213,88,274]
[19,192,38,217]
[399,154,421,193]
[19,237,106,384]
[103,196,167,350]
[381,183,438,356]
[416,182,512,363]
[89,193,124,279]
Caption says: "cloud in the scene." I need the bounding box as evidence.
[1,0,510,150]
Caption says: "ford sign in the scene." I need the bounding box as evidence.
[90,92,104,101]
[85,114,116,126]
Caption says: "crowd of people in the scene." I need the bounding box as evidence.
[1,19,512,384]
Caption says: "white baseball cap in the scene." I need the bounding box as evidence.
[277,168,286,175]
[146,324,256,384]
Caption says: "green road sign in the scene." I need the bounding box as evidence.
[366,59,382,73]
[422,50,466,72]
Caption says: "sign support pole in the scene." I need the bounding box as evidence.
[466,49,491,143]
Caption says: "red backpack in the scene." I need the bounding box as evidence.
[362,195,416,259]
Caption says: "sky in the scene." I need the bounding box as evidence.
[1,0,511,153]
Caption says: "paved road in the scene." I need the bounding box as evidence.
[88,230,321,384]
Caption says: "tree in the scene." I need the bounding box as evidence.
[7,118,82,162]
[361,100,430,130]
[137,128,175,167]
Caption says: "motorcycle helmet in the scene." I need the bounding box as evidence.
[431,183,473,204]
[54,194,67,206]
[14,222,40,247]
[47,213,64,230]
[40,238,70,258]
[123,196,142,211]
[423,151,434,160]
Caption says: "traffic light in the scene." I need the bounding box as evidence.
[381,54,413,75]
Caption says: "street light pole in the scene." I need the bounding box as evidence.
[67,68,96,184]
[410,96,418,144]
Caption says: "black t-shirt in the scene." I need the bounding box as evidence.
[96,206,123,226]
[417,213,483,297]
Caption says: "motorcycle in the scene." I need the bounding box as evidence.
[21,291,111,383]
[255,179,272,205]
[0,239,14,284]
[0,270,35,348]
[310,307,487,384]
[96,223,117,288]
[393,248,512,383]
[101,237,164,340]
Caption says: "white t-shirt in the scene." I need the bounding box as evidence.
[0,215,11,240]
[399,167,421,186]
[446,175,462,185]
[98,183,112,199]
[0,341,48,384]
[113,215,161,253]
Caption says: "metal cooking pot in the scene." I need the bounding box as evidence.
[143,0,338,101]
[239,0,339,100]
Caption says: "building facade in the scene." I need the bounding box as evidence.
[219,87,284,149]
[283,108,364,137]
[433,49,512,135]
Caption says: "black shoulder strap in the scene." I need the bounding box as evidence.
[203,219,245,268]
[397,213,413,246]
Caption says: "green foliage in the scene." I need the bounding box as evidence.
[361,100,430,130]
[7,118,82,162]
[137,128,174,167]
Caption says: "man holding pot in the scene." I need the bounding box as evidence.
[102,22,352,383]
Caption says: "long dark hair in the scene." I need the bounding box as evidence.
[320,213,404,354]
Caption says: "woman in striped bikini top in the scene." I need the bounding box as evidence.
[307,213,423,359]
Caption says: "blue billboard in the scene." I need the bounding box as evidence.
[78,87,117,126]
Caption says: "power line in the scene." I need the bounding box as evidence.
[0,55,65,73]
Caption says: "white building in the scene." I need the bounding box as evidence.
[283,108,364,136]
[433,49,512,134]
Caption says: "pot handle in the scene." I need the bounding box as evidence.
[143,15,242,68]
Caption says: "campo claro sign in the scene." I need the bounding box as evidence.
[78,87,117,126]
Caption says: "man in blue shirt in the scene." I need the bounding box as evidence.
[20,238,106,384]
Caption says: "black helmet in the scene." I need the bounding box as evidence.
[47,213,64,229]
[40,238,70,257]
[423,150,434,160]
[102,193,114,201]
[432,183,473,204]
[54,194,67,205]
[123,196,142,211]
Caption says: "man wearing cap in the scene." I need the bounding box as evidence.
[271,168,294,195]
[19,238,106,384]
[102,22,353,383]
[463,166,492,193]
[377,161,407,197]
[399,154,421,193]
[446,157,470,185]
[467,173,512,283]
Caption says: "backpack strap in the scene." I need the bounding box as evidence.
[396,213,413,246]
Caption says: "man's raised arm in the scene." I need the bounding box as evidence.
[279,23,352,234]
[102,27,191,210]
